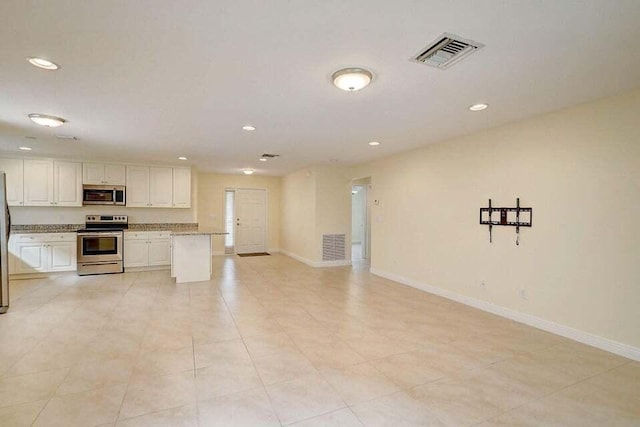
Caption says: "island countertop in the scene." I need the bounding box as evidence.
[170,230,228,236]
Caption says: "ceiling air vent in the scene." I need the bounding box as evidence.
[411,33,484,70]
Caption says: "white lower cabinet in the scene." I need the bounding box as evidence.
[10,233,77,274]
[124,231,171,269]
[49,242,77,271]
[148,238,171,266]
[124,239,149,268]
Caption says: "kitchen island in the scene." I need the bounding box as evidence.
[171,231,227,283]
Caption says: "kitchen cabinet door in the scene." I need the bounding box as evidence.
[149,167,173,207]
[124,239,149,267]
[83,163,105,185]
[49,242,76,271]
[126,166,150,207]
[104,164,126,185]
[172,168,191,208]
[15,243,47,273]
[23,160,54,206]
[54,161,83,207]
[0,158,24,206]
[148,239,171,266]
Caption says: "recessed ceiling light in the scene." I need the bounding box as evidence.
[243,168,255,175]
[27,57,59,70]
[178,156,188,161]
[332,68,373,91]
[242,125,256,131]
[259,157,267,162]
[28,113,66,127]
[469,103,488,111]
[368,141,381,146]
[19,146,32,151]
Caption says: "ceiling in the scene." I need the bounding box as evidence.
[1,1,639,175]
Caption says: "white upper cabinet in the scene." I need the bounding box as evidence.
[23,159,54,206]
[149,167,173,207]
[127,166,178,208]
[54,161,83,207]
[0,157,190,209]
[172,167,191,208]
[83,163,126,185]
[104,164,126,185]
[0,158,24,206]
[126,166,150,207]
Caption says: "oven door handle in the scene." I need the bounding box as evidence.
[77,232,122,237]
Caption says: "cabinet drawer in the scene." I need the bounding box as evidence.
[13,233,77,243]
[49,233,76,242]
[14,233,54,243]
[147,231,171,240]
[124,232,149,241]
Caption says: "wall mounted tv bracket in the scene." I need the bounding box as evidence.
[479,198,532,245]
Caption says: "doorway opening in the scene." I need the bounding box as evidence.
[351,177,371,264]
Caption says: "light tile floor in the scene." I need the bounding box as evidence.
[0,254,637,426]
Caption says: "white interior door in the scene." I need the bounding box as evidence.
[235,189,267,254]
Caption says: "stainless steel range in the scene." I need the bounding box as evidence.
[77,215,128,275]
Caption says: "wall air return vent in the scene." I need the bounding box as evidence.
[322,234,345,261]
[411,33,484,70]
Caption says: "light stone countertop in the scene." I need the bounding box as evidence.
[171,230,228,236]
[12,223,199,234]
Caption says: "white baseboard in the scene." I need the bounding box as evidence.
[281,250,351,268]
[125,265,170,272]
[214,249,278,257]
[370,267,640,362]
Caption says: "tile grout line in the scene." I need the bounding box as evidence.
[478,358,636,425]
[216,271,284,427]
[113,274,156,424]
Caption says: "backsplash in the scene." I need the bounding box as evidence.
[9,205,196,225]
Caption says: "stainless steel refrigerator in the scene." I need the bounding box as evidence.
[0,172,10,313]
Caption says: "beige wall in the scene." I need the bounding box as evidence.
[197,172,281,253]
[351,88,640,349]
[280,169,316,262]
[315,166,353,262]
[280,166,353,265]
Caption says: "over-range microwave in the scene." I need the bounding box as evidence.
[82,185,126,206]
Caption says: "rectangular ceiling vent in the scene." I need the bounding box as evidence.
[411,33,484,70]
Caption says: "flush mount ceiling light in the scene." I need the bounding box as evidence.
[19,146,33,151]
[368,141,381,146]
[259,157,267,162]
[469,103,488,111]
[242,168,255,175]
[332,68,373,91]
[242,125,256,131]
[27,57,59,70]
[28,113,66,127]
[178,156,188,160]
